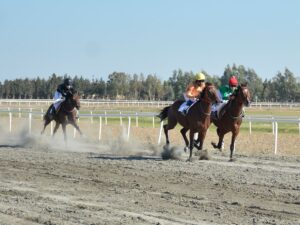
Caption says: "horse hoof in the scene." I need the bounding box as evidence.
[186,158,192,162]
[184,146,189,152]
[229,158,236,162]
[163,144,170,151]
[211,142,217,148]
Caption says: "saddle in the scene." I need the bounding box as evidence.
[212,101,231,120]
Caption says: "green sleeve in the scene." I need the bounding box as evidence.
[219,86,231,100]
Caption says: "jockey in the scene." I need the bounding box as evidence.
[50,78,74,116]
[219,75,238,101]
[212,72,239,119]
[178,72,206,115]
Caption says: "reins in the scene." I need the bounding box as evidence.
[227,88,245,120]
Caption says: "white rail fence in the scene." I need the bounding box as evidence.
[1,99,300,108]
[1,109,299,155]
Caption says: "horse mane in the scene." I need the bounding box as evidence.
[200,82,213,99]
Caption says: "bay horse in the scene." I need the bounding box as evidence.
[158,83,221,161]
[211,83,251,161]
[41,91,82,141]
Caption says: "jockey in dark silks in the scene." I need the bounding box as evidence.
[50,78,76,116]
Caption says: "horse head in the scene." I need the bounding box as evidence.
[66,91,81,110]
[201,83,221,104]
[236,83,251,107]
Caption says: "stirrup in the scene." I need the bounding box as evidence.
[180,110,187,116]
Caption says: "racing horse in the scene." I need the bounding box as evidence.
[157,83,221,161]
[41,91,82,141]
[211,83,251,161]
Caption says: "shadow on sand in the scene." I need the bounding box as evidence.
[88,154,162,161]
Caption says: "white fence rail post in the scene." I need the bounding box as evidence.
[272,117,274,134]
[90,111,93,124]
[120,111,123,126]
[153,116,155,128]
[98,116,102,141]
[274,122,278,155]
[127,116,131,140]
[105,111,107,125]
[135,112,138,127]
[249,121,252,135]
[9,112,12,133]
[29,113,32,135]
[158,121,164,144]
[41,108,44,120]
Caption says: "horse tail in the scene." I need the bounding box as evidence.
[157,106,170,121]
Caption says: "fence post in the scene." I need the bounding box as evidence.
[127,116,131,140]
[41,108,44,120]
[272,117,274,135]
[135,112,138,127]
[153,116,155,128]
[274,122,278,155]
[158,121,164,144]
[249,120,252,135]
[19,108,21,118]
[120,111,123,126]
[9,112,12,133]
[90,111,93,124]
[29,113,32,135]
[98,116,102,141]
[73,128,76,139]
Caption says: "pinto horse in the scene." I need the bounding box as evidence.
[211,83,251,161]
[41,91,82,141]
[158,83,221,161]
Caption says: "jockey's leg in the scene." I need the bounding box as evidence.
[178,101,188,114]
[185,100,196,114]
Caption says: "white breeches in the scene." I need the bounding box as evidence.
[212,101,228,117]
[53,91,64,110]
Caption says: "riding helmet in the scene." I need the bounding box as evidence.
[195,72,206,81]
[229,76,238,86]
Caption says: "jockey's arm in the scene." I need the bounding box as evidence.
[185,84,198,100]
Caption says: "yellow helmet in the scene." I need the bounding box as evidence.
[195,72,206,81]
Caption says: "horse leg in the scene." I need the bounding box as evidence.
[163,118,177,145]
[211,128,225,151]
[195,130,206,151]
[41,119,51,135]
[229,131,239,162]
[187,131,195,162]
[180,127,189,152]
[62,123,67,143]
[52,122,60,137]
[163,124,170,145]
[71,121,82,136]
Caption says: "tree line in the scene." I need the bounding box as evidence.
[0,64,299,102]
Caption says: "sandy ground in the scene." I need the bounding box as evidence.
[0,130,299,225]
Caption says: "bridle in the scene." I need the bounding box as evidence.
[228,86,249,119]
[198,85,216,116]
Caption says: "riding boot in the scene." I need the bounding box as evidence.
[49,106,56,119]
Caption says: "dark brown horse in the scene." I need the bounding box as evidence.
[41,91,82,141]
[158,83,221,161]
[211,84,251,161]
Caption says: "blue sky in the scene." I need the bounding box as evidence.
[0,0,299,81]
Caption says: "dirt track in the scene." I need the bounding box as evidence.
[0,135,299,225]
